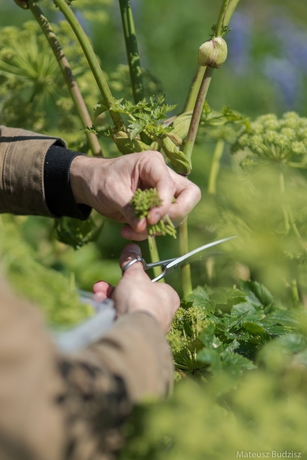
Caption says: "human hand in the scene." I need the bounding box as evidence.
[70,151,201,240]
[92,243,180,334]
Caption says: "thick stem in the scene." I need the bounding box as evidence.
[224,0,241,26]
[216,0,230,37]
[28,0,102,156]
[179,219,192,297]
[183,0,240,115]
[184,66,214,162]
[118,0,144,104]
[208,139,225,194]
[183,66,206,112]
[53,0,125,131]
[148,236,164,282]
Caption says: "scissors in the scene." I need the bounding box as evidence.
[122,235,237,282]
[53,235,236,352]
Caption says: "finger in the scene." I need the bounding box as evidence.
[93,280,115,299]
[120,225,149,241]
[139,152,176,224]
[119,243,151,279]
[164,172,201,224]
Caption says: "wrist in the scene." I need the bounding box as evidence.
[70,155,92,205]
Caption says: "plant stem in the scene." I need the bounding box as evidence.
[183,0,240,113]
[178,0,240,294]
[224,0,241,25]
[216,0,230,37]
[118,0,144,104]
[148,236,164,282]
[179,219,192,297]
[291,279,300,308]
[279,168,290,234]
[28,0,102,156]
[208,139,225,194]
[183,66,206,112]
[53,0,125,131]
[184,66,214,162]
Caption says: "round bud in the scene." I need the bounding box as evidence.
[198,36,228,68]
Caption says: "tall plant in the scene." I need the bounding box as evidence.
[12,0,241,294]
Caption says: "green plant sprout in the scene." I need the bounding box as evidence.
[131,188,176,239]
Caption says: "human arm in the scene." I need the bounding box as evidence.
[0,244,179,460]
[0,126,201,239]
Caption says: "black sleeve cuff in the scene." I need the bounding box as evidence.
[44,145,92,220]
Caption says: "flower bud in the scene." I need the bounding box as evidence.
[198,36,228,68]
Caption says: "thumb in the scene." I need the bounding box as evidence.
[119,243,148,279]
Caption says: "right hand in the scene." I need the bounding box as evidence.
[93,243,180,333]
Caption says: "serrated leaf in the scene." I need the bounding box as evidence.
[263,310,300,329]
[197,348,221,372]
[199,323,216,348]
[242,321,268,336]
[94,99,108,117]
[186,286,214,312]
[220,352,256,376]
[240,280,274,307]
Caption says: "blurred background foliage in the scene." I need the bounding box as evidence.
[1,0,307,299]
[2,0,307,458]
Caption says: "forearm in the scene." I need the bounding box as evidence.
[0,276,173,459]
[0,126,91,219]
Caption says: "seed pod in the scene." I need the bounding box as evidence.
[198,36,228,68]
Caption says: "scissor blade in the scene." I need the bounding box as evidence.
[164,236,237,274]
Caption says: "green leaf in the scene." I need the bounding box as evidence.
[186,286,214,312]
[197,348,221,373]
[242,321,268,336]
[240,280,274,307]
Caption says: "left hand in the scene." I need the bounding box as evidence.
[70,151,201,241]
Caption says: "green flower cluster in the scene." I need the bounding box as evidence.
[234,112,307,168]
[130,188,177,238]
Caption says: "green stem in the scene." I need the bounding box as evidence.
[179,219,192,297]
[118,0,144,104]
[148,236,164,282]
[184,66,214,162]
[291,279,300,308]
[183,0,240,113]
[279,168,290,234]
[224,0,241,25]
[183,66,206,112]
[53,0,125,131]
[216,0,230,36]
[28,0,102,156]
[208,139,225,194]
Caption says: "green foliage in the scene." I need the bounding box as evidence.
[131,188,177,238]
[168,280,296,378]
[120,282,307,460]
[55,215,103,250]
[0,20,98,135]
[0,221,93,325]
[93,95,192,174]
